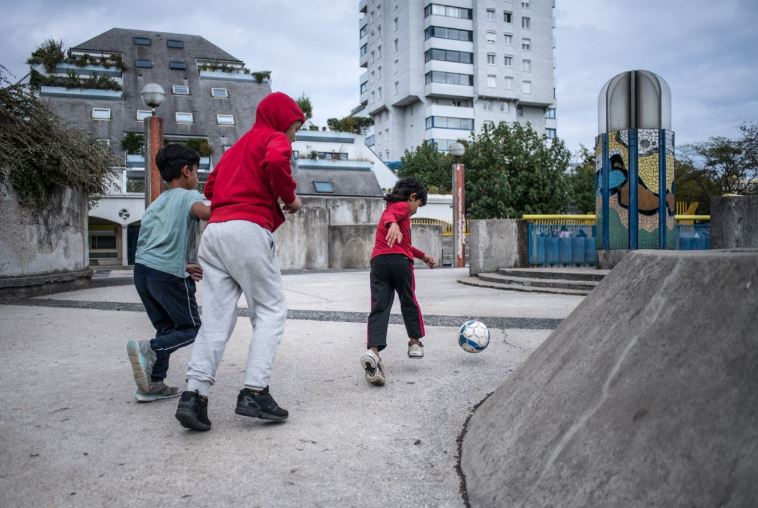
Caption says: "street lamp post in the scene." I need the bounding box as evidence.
[140,83,165,207]
[449,142,466,268]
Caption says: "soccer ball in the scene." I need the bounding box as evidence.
[458,320,490,353]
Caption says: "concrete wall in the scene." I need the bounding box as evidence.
[328,225,376,269]
[711,195,758,249]
[412,224,443,267]
[468,219,528,275]
[0,182,91,295]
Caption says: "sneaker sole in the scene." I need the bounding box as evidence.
[408,352,424,359]
[175,408,211,431]
[360,354,385,386]
[235,407,288,422]
[135,391,180,403]
[126,340,150,392]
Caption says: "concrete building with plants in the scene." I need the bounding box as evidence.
[23,28,272,266]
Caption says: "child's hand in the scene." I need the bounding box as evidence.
[187,263,203,282]
[283,196,302,214]
[386,223,403,247]
[422,255,437,269]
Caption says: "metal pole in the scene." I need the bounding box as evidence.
[452,162,466,268]
[143,114,164,208]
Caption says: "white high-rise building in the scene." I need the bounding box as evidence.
[355,0,557,161]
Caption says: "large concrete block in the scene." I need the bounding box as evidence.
[711,195,758,249]
[468,219,527,275]
[328,225,376,269]
[274,206,329,270]
[461,249,758,507]
[411,224,442,267]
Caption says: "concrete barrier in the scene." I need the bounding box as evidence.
[328,224,376,269]
[468,219,527,275]
[461,249,758,507]
[411,224,443,267]
[711,195,758,248]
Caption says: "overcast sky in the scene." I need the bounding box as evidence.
[1,0,756,157]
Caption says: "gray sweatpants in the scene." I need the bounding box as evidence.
[185,220,286,395]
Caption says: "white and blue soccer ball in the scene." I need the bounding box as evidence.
[458,320,490,353]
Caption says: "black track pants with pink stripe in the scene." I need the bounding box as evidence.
[367,254,425,351]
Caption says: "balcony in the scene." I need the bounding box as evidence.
[39,86,122,100]
[359,0,367,13]
[54,63,122,77]
[199,70,255,82]
[296,159,372,171]
[424,83,474,98]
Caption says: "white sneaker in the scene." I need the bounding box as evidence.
[360,350,385,386]
[407,341,424,359]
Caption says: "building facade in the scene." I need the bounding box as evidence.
[26,28,270,266]
[355,0,557,161]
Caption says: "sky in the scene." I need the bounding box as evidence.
[1,0,756,157]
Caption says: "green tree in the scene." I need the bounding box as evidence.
[326,116,373,134]
[461,122,571,218]
[397,140,453,193]
[566,145,597,214]
[296,93,313,120]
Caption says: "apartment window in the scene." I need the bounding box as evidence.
[394,59,399,74]
[521,17,531,30]
[425,71,474,86]
[175,112,194,124]
[522,59,532,72]
[483,100,493,111]
[522,0,530,7]
[169,61,187,70]
[133,36,150,46]
[377,25,382,37]
[504,33,513,46]
[504,76,514,89]
[217,114,235,125]
[377,45,382,59]
[211,87,229,98]
[424,26,474,42]
[517,106,524,117]
[486,30,496,44]
[424,48,473,64]
[425,116,475,130]
[394,81,399,95]
[370,51,375,64]
[173,85,190,95]
[377,87,382,100]
[360,44,367,57]
[483,120,495,129]
[378,66,382,79]
[522,38,531,51]
[504,55,513,67]
[546,107,557,119]
[424,4,473,19]
[360,25,367,39]
[522,80,532,93]
[167,39,184,48]
[504,11,512,23]
[91,108,111,120]
[136,110,152,121]
[370,71,375,83]
[135,59,153,69]
[546,128,557,139]
[487,53,496,65]
[394,39,399,52]
[487,74,497,87]
[370,91,375,103]
[393,17,398,31]
[501,101,509,112]
[313,181,334,193]
[360,81,368,94]
[486,8,496,21]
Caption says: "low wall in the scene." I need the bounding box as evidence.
[274,206,329,270]
[468,219,528,275]
[0,182,91,297]
[411,224,443,267]
[711,195,758,248]
[328,225,376,269]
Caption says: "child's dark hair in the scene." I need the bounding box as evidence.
[155,143,200,182]
[384,177,428,206]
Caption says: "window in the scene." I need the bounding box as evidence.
[133,36,150,46]
[172,85,190,95]
[504,76,514,89]
[313,181,334,193]
[483,100,493,111]
[360,24,367,39]
[522,0,530,7]
[517,106,524,117]
[167,39,184,48]
[546,128,557,139]
[394,81,399,95]
[522,80,532,93]
[522,59,532,72]
[217,114,235,125]
[487,74,497,87]
[501,101,509,112]
[377,87,382,100]
[424,26,474,42]
[393,17,398,31]
[546,107,557,119]
[377,25,382,37]
[90,234,117,250]
[424,4,473,19]
[378,66,382,79]
[91,108,111,120]
[377,45,382,59]
[370,91,375,103]
[394,59,399,74]
[504,33,513,46]
[360,81,368,94]
[370,51,374,64]
[486,8,496,21]
[487,53,496,65]
[169,61,187,70]
[360,44,367,57]
[175,112,194,123]
[425,71,474,86]
[483,120,495,129]
[504,11,512,23]
[486,30,496,44]
[136,110,152,121]
[211,87,228,98]
[521,17,531,29]
[370,71,375,83]
[424,48,473,64]
[135,59,153,69]
[394,39,399,52]
[425,116,475,130]
[504,55,513,67]
[522,38,531,50]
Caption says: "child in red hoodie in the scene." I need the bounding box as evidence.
[361,177,436,386]
[175,92,304,431]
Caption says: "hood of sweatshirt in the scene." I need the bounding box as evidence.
[252,92,306,133]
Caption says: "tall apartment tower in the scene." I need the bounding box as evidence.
[355,0,557,161]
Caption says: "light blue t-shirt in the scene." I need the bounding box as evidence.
[135,188,205,278]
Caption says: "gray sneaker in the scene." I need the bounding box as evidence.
[127,340,156,392]
[408,341,424,359]
[360,350,386,386]
[135,381,180,402]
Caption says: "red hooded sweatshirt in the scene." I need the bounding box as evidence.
[204,92,305,232]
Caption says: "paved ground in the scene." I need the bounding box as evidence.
[0,267,584,507]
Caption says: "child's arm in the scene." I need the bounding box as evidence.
[262,134,298,207]
[191,202,211,221]
[412,247,436,269]
[203,168,216,200]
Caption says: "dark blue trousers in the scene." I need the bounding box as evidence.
[133,263,201,381]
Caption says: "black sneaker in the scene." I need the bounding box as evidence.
[175,390,211,431]
[235,386,289,421]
